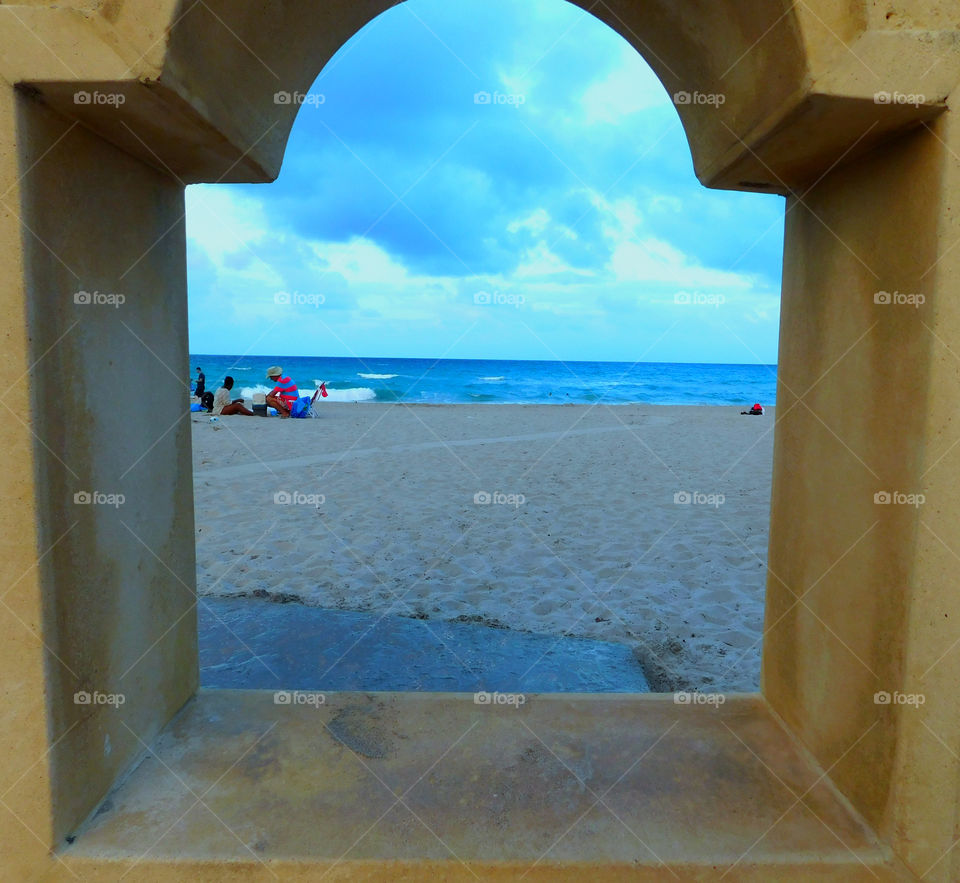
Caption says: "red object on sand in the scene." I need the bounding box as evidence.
[320,382,328,398]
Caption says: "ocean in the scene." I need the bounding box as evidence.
[188,356,777,407]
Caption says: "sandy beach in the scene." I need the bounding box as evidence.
[192,403,774,692]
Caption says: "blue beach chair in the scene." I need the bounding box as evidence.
[290,388,321,418]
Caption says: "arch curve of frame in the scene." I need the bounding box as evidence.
[13,0,958,194]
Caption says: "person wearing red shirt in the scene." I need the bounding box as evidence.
[265,366,299,418]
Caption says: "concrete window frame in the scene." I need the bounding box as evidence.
[2,1,960,878]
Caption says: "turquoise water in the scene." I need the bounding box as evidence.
[189,356,777,407]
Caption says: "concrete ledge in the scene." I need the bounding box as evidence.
[704,93,946,193]
[21,79,275,183]
[61,691,903,879]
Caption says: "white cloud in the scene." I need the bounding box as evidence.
[514,241,594,280]
[586,192,760,294]
[186,187,270,268]
[307,237,412,285]
[647,195,683,214]
[609,238,753,290]
[186,180,778,362]
[507,208,552,235]
[580,43,672,124]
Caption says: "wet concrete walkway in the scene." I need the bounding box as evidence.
[200,597,649,692]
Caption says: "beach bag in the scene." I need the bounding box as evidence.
[290,384,325,418]
[290,397,311,418]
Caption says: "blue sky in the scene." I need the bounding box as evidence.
[185,0,784,364]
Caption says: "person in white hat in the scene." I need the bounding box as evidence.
[265,366,299,418]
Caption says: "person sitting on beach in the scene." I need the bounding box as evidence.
[265,366,299,418]
[213,376,254,416]
[740,402,764,415]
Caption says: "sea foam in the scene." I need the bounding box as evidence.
[241,382,377,403]
[319,386,376,402]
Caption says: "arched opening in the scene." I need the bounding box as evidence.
[187,0,784,697]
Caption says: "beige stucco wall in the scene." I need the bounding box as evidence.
[765,111,956,878]
[0,78,56,882]
[1,0,960,878]
[15,92,199,844]
[888,88,960,880]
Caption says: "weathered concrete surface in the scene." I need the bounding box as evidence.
[0,77,56,873]
[1,1,960,880]
[12,91,200,849]
[62,692,904,880]
[764,93,960,879]
[5,1,958,189]
[199,597,650,693]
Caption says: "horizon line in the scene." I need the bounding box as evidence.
[188,353,778,367]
